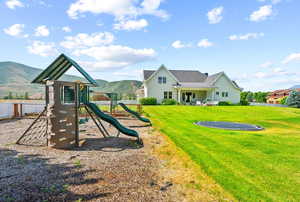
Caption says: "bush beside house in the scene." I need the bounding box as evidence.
[139,97,157,105]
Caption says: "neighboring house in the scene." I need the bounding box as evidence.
[267,88,300,104]
[142,65,242,104]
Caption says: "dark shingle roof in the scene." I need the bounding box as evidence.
[143,70,155,80]
[143,69,208,82]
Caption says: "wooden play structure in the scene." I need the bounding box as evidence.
[16,54,143,149]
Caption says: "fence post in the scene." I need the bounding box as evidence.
[13,104,19,118]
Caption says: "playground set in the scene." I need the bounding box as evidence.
[16,54,149,148]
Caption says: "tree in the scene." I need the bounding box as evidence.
[24,92,29,100]
[8,92,13,99]
[246,92,254,102]
[285,90,300,108]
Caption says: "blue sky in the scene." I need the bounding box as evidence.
[0,0,300,91]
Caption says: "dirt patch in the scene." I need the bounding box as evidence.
[0,116,232,201]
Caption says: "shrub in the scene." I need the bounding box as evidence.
[161,99,177,105]
[240,100,250,106]
[218,101,232,106]
[279,96,288,105]
[139,97,157,105]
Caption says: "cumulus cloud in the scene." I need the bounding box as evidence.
[197,39,213,48]
[229,33,264,40]
[254,68,292,79]
[207,6,223,24]
[3,24,25,37]
[114,19,148,31]
[73,45,156,70]
[250,5,273,22]
[62,26,72,32]
[67,0,169,20]
[282,53,300,64]
[260,61,273,68]
[6,0,24,9]
[34,25,50,37]
[171,40,191,49]
[60,32,115,49]
[27,41,58,57]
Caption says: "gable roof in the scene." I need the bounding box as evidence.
[143,69,208,82]
[144,67,242,91]
[32,53,97,86]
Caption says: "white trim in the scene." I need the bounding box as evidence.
[211,72,242,91]
[144,65,179,84]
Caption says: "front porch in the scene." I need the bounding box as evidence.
[175,87,216,105]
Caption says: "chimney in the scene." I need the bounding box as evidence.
[204,73,209,76]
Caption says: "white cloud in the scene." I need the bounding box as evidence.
[255,71,268,78]
[73,45,156,70]
[258,0,281,4]
[250,5,273,22]
[3,24,25,37]
[34,25,50,37]
[260,61,273,68]
[282,53,300,64]
[254,68,293,79]
[6,0,24,9]
[229,33,264,40]
[171,40,191,49]
[207,6,223,24]
[62,26,72,32]
[67,0,169,20]
[114,19,148,31]
[27,41,58,57]
[60,32,115,49]
[197,39,213,48]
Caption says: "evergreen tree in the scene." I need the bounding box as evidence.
[286,90,300,108]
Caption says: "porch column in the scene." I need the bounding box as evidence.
[178,89,181,103]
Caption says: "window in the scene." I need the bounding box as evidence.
[164,91,172,99]
[164,91,168,99]
[216,92,219,96]
[158,76,162,84]
[222,92,229,97]
[61,85,75,104]
[158,76,166,84]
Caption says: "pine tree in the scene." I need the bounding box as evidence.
[286,90,300,108]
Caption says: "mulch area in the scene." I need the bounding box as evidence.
[0,117,178,202]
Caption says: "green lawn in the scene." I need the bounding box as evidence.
[143,106,300,201]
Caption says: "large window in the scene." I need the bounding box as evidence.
[222,92,229,97]
[158,76,167,84]
[61,85,75,104]
[164,91,172,99]
[164,91,168,99]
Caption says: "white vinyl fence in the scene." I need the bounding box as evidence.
[0,100,138,119]
[0,101,45,119]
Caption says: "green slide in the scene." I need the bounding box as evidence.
[119,103,151,124]
[87,102,140,140]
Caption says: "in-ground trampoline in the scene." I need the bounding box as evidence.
[194,121,264,131]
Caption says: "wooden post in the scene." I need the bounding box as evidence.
[13,104,19,117]
[74,83,79,147]
[137,104,142,114]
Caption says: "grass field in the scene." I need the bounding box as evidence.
[143,106,300,201]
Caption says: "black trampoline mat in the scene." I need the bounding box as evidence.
[195,121,264,131]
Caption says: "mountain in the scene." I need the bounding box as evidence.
[0,61,142,98]
[290,85,300,89]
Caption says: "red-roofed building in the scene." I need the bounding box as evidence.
[267,89,300,104]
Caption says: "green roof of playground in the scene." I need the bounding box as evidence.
[32,53,98,86]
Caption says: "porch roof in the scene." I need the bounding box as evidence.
[173,82,216,89]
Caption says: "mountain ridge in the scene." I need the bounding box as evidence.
[0,61,142,98]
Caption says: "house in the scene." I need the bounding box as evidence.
[267,88,300,104]
[142,65,242,104]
